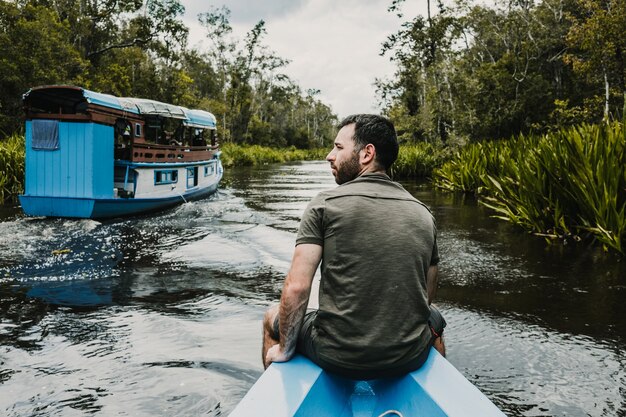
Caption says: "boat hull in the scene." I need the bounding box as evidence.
[228,349,505,417]
[19,181,219,219]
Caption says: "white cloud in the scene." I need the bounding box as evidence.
[183,0,308,25]
[181,0,427,118]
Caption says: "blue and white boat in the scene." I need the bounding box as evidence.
[229,350,505,417]
[19,85,223,219]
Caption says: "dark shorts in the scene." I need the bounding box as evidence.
[272,305,446,379]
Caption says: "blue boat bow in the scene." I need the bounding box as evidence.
[229,349,505,417]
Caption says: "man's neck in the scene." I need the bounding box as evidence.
[357,164,386,177]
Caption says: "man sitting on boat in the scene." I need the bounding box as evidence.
[263,114,446,379]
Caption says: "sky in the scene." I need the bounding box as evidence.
[180,0,428,119]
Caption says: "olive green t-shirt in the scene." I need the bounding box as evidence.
[296,172,439,372]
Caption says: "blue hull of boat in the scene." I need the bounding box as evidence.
[229,349,505,417]
[19,182,218,219]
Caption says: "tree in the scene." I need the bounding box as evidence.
[379,0,590,142]
[0,2,87,134]
[381,0,462,143]
[565,0,626,120]
[198,6,236,141]
[197,6,336,147]
[229,20,267,143]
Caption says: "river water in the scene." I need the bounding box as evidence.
[0,161,625,416]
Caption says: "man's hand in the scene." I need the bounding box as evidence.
[264,343,292,368]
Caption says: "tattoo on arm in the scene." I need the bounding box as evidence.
[278,244,322,357]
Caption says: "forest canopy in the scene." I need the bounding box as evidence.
[377,0,626,144]
[2,0,625,147]
[0,0,337,148]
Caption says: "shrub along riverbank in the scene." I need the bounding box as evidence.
[391,142,448,179]
[0,134,24,204]
[434,122,626,253]
[219,142,448,178]
[219,143,328,168]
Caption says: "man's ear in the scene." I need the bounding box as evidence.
[360,143,376,165]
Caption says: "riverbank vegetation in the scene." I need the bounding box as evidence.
[391,143,448,179]
[220,144,328,168]
[434,123,626,253]
[220,142,448,176]
[0,135,25,204]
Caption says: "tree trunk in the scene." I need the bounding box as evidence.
[604,69,610,121]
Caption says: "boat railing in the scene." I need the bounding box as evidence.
[128,142,218,163]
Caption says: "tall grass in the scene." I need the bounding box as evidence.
[220,143,328,168]
[434,123,626,253]
[0,134,25,204]
[434,141,513,192]
[391,143,448,179]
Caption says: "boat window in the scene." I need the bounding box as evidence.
[204,165,215,177]
[32,120,60,150]
[135,123,142,137]
[192,128,206,146]
[155,169,178,185]
[145,118,160,143]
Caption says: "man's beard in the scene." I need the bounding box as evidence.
[334,152,361,185]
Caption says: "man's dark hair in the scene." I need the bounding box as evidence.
[337,114,399,170]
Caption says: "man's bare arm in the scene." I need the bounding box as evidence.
[266,243,322,364]
[426,264,438,305]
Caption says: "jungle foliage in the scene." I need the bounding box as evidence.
[220,143,328,168]
[379,0,626,144]
[390,143,448,179]
[0,1,337,147]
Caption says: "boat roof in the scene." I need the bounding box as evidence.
[24,85,217,128]
[183,108,217,128]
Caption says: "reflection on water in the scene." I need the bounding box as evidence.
[0,161,625,416]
